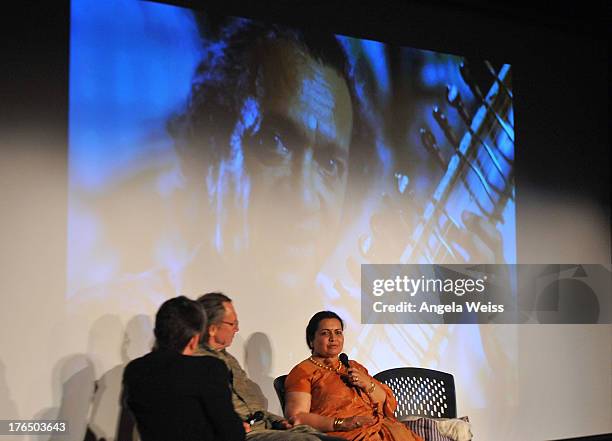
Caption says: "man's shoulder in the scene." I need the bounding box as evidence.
[125,350,227,376]
[124,351,155,374]
[189,354,228,371]
[219,350,241,367]
[124,351,160,388]
[195,347,242,370]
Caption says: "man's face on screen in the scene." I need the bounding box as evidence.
[236,39,353,284]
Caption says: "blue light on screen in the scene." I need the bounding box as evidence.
[69,0,202,191]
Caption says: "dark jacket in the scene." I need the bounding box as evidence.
[124,349,245,441]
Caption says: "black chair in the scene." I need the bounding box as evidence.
[374,367,457,419]
[273,374,288,415]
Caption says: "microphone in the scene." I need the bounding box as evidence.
[245,411,264,425]
[339,353,357,389]
[339,353,350,369]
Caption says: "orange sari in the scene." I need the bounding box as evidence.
[285,359,423,441]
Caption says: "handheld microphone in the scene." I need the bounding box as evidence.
[245,411,264,425]
[339,353,357,389]
[339,353,350,369]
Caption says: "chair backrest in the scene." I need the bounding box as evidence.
[273,374,288,415]
[374,367,456,419]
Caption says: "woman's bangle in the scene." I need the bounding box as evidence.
[366,381,376,394]
[333,417,344,431]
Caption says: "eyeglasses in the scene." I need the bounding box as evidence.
[220,320,239,329]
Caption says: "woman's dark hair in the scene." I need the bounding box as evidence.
[306,310,344,352]
[154,296,206,352]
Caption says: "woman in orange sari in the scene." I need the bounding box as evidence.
[284,311,423,441]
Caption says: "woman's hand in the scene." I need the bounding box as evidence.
[347,368,386,404]
[336,415,375,431]
[346,368,371,391]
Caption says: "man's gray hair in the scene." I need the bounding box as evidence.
[196,292,232,327]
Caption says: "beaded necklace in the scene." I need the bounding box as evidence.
[308,356,342,373]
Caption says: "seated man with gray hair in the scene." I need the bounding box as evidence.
[197,292,342,441]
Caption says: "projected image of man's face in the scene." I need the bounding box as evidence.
[242,40,352,279]
[175,31,357,290]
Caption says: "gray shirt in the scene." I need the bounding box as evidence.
[195,346,284,431]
